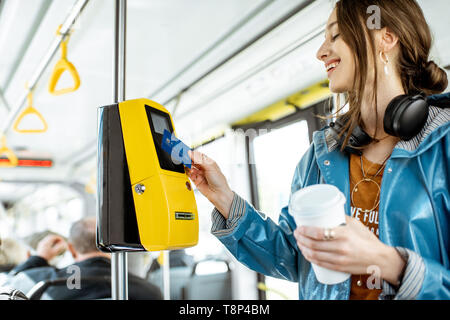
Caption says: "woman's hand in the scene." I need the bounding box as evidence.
[187,150,234,219]
[293,215,406,286]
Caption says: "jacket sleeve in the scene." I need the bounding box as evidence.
[383,249,450,299]
[210,144,318,282]
[380,248,426,300]
[211,193,300,282]
[416,256,450,299]
[9,256,50,276]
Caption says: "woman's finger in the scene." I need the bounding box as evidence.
[295,230,342,253]
[297,243,348,269]
[188,150,216,168]
[297,225,343,241]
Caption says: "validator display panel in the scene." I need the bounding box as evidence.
[145,105,185,174]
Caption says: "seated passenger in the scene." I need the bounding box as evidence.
[6,217,162,300]
[0,238,29,285]
[0,238,29,272]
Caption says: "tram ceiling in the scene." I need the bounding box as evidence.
[0,0,448,188]
[0,0,320,183]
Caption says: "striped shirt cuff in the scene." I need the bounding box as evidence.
[379,247,425,300]
[211,192,246,237]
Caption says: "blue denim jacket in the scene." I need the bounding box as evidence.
[211,106,449,300]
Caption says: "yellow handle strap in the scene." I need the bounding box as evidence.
[84,170,97,194]
[13,91,48,134]
[0,136,18,168]
[48,25,81,96]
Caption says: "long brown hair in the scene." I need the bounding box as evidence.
[333,0,448,149]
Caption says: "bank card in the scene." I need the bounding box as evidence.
[161,129,192,168]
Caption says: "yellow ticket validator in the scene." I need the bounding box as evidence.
[97,98,198,252]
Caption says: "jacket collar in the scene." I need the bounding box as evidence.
[393,106,449,158]
[313,130,351,214]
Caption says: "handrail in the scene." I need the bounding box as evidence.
[48,25,81,95]
[0,0,89,138]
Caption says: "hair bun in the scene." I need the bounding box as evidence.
[419,60,448,95]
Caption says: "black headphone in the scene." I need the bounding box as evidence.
[329,92,449,155]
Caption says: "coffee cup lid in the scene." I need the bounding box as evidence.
[289,184,345,217]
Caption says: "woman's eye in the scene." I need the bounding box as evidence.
[331,34,340,42]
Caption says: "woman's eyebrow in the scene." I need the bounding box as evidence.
[326,21,338,30]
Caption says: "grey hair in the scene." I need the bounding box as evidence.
[69,217,98,254]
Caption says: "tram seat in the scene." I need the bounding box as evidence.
[26,276,111,300]
[147,266,192,300]
[181,259,232,300]
[147,259,232,300]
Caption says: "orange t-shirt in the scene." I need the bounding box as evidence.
[349,153,384,300]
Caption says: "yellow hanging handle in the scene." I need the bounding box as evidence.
[85,170,97,194]
[13,90,48,134]
[48,25,81,95]
[0,135,18,168]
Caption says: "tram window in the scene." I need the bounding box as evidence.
[6,184,85,239]
[253,120,310,300]
[253,120,310,222]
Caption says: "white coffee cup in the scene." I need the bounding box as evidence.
[289,184,351,285]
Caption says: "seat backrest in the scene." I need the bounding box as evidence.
[147,266,192,300]
[0,286,28,300]
[27,276,111,300]
[181,259,232,300]
[182,272,232,300]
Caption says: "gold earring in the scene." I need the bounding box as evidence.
[380,51,389,76]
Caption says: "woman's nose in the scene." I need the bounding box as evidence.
[316,40,330,62]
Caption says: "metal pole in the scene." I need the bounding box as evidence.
[162,250,170,300]
[111,251,128,300]
[111,0,128,301]
[0,0,89,137]
[113,0,126,103]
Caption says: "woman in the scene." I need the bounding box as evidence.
[187,0,449,300]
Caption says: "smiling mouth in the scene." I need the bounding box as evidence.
[326,60,341,75]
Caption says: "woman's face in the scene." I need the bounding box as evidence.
[316,9,356,93]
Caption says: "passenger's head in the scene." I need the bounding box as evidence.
[25,230,65,251]
[67,217,108,261]
[0,238,29,270]
[316,0,448,146]
[317,0,447,95]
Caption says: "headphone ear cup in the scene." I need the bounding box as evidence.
[348,125,373,148]
[384,94,429,141]
[384,95,409,137]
